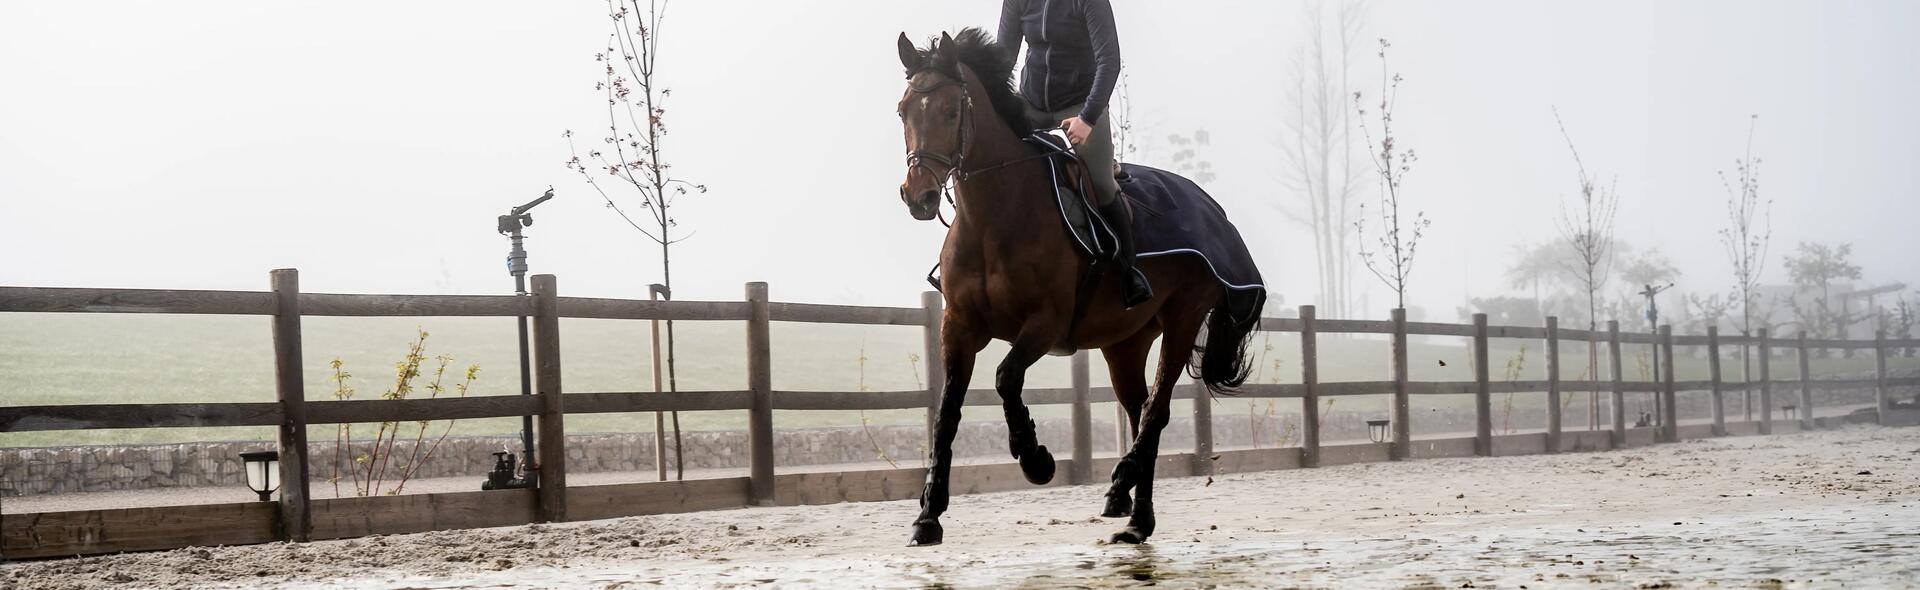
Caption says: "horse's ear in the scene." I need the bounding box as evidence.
[935,31,959,70]
[897,32,921,72]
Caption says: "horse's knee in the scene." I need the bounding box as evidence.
[994,365,1026,398]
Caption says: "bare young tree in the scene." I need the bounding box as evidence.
[565,0,707,479]
[1717,115,1769,417]
[1551,109,1620,431]
[1353,39,1429,312]
[1279,0,1369,319]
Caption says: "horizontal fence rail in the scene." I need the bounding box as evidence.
[3,271,1917,559]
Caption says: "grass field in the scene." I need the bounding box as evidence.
[3,312,1912,447]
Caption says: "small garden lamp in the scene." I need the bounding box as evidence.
[240,450,280,502]
[1366,419,1392,444]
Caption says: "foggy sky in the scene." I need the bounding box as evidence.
[3,1,1915,320]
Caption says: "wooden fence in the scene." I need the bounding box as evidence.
[3,269,1917,559]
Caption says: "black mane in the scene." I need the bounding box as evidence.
[908,28,1030,137]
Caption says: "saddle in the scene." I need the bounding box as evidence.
[1025,133,1128,263]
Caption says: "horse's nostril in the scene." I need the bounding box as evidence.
[900,185,910,201]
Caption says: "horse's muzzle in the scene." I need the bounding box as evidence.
[903,185,940,221]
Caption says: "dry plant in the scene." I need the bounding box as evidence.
[1501,346,1528,434]
[1353,39,1430,311]
[565,0,708,479]
[327,330,479,497]
[1552,108,1620,431]
[853,340,898,469]
[1717,115,1770,416]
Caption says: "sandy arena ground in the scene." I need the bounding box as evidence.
[5,425,1918,589]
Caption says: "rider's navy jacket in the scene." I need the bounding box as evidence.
[997,0,1122,126]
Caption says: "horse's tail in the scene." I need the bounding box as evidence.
[1190,301,1258,396]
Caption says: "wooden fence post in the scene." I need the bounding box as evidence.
[1660,325,1677,442]
[1608,321,1625,448]
[1069,350,1093,485]
[1300,305,1321,467]
[1191,383,1214,476]
[1390,308,1411,460]
[269,269,311,542]
[746,282,775,506]
[1708,326,1726,437]
[530,274,567,522]
[1473,313,1492,457]
[1797,331,1814,430]
[1758,328,1773,435]
[1545,316,1561,454]
[921,292,943,451]
[1876,330,1890,424]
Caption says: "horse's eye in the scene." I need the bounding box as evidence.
[945,107,959,120]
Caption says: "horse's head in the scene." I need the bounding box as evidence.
[896,32,971,222]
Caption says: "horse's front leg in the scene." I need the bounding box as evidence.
[997,333,1059,486]
[909,327,981,547]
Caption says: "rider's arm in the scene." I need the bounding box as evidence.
[997,0,1025,57]
[1078,0,1121,126]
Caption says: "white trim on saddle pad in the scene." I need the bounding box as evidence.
[1137,248,1268,292]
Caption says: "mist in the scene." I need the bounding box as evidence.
[3,0,1915,320]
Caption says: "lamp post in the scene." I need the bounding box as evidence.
[239,450,281,502]
[1367,419,1392,444]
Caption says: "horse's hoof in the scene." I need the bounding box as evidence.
[1100,492,1133,518]
[1019,444,1056,485]
[908,521,944,547]
[1109,526,1149,544]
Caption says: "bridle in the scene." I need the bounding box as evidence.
[903,74,974,227]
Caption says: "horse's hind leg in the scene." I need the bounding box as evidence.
[996,331,1059,486]
[909,325,985,547]
[1100,327,1156,518]
[1110,309,1202,544]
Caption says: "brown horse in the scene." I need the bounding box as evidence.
[895,29,1261,546]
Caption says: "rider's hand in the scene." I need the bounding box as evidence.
[1060,116,1093,145]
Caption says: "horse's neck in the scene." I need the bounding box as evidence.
[951,93,1049,239]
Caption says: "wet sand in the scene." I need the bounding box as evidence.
[5,426,1917,589]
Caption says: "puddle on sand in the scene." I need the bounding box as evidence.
[290,504,1920,589]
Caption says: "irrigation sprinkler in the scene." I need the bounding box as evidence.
[491,187,555,491]
[1639,283,1674,428]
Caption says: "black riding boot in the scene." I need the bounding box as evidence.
[1099,197,1154,308]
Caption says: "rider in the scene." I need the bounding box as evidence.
[998,0,1152,308]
